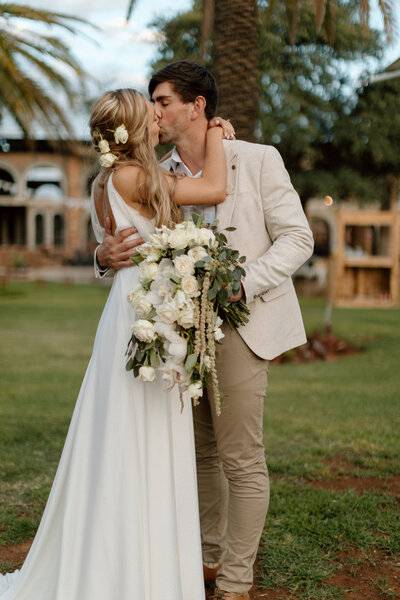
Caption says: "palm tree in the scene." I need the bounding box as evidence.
[0,3,90,138]
[126,0,395,141]
[210,0,396,141]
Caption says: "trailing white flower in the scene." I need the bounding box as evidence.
[214,327,225,342]
[132,319,157,343]
[150,277,174,301]
[187,381,203,402]
[138,366,156,382]
[158,258,175,278]
[114,124,129,144]
[165,335,187,362]
[99,152,117,168]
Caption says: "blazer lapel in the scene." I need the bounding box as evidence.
[216,148,239,231]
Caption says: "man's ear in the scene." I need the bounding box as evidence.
[191,95,207,120]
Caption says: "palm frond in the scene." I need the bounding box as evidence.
[378,0,395,42]
[126,0,138,22]
[0,3,91,33]
[0,3,93,138]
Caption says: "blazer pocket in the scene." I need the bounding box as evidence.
[260,278,291,303]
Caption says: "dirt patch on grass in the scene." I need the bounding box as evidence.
[310,474,400,497]
[0,540,32,570]
[272,328,363,364]
[329,548,400,599]
[309,455,400,498]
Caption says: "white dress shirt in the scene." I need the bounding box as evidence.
[168,147,216,224]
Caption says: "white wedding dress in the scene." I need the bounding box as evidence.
[0,174,205,600]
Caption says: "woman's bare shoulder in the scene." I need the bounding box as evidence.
[113,166,145,201]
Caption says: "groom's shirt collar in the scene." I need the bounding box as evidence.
[169,147,202,179]
[169,148,216,224]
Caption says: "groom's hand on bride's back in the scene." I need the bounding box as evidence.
[97,217,144,270]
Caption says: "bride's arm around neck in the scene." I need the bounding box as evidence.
[164,127,227,207]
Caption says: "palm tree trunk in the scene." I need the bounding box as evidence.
[212,0,259,142]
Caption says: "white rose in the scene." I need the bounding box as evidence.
[139,261,159,281]
[177,304,195,328]
[156,298,180,324]
[114,124,129,144]
[150,230,170,249]
[99,152,117,168]
[99,139,110,153]
[146,248,162,263]
[214,327,225,342]
[174,255,194,277]
[187,381,203,402]
[132,319,157,343]
[127,287,145,305]
[188,246,209,264]
[181,275,200,297]
[138,366,156,382]
[139,242,151,257]
[133,296,153,318]
[169,229,189,250]
[198,228,216,247]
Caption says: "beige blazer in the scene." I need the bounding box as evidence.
[161,140,314,360]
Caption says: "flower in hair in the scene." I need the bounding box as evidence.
[114,124,129,144]
[98,139,110,153]
[99,152,117,168]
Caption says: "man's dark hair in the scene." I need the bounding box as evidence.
[148,61,218,121]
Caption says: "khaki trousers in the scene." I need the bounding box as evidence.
[193,323,270,594]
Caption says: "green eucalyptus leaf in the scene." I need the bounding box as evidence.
[185,353,197,371]
[131,254,145,265]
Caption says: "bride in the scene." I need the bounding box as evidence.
[0,88,231,600]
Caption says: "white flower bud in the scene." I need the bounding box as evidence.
[138,366,156,382]
[114,124,129,144]
[99,152,117,167]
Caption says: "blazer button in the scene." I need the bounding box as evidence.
[232,165,236,170]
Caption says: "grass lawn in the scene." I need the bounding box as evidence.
[0,282,399,599]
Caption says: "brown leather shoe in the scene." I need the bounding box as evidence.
[203,564,221,586]
[213,589,250,600]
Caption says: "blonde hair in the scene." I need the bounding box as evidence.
[89,88,180,227]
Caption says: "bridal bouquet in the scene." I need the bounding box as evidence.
[125,216,249,415]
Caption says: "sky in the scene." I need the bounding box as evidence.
[1,0,400,137]
[1,0,192,136]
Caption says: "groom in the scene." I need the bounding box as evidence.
[96,61,313,599]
